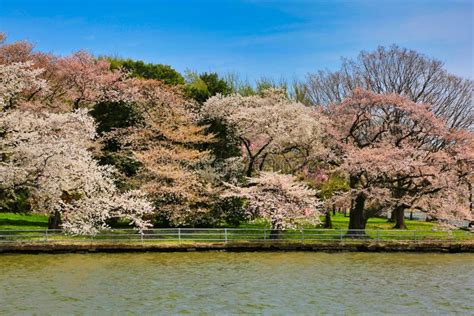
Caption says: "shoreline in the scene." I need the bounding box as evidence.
[1,241,473,254]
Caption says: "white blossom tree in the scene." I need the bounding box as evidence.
[0,109,152,234]
[224,172,322,238]
[0,61,48,110]
[201,89,327,176]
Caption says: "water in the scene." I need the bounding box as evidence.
[0,252,473,315]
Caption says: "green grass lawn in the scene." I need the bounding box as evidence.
[0,213,49,230]
[238,212,437,230]
[0,212,471,242]
[0,211,448,231]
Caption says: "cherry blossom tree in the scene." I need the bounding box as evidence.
[50,51,136,109]
[0,33,35,64]
[224,172,322,238]
[116,80,220,226]
[0,109,152,234]
[0,61,48,110]
[0,35,225,229]
[327,89,473,233]
[201,88,326,177]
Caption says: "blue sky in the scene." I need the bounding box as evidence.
[0,0,472,80]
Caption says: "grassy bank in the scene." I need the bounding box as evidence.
[239,212,437,231]
[0,211,451,231]
[1,212,472,244]
[0,213,49,230]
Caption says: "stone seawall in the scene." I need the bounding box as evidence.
[1,241,473,254]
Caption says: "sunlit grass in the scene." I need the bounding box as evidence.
[239,212,436,230]
[0,212,472,242]
[0,213,49,230]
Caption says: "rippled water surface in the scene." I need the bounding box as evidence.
[0,252,473,314]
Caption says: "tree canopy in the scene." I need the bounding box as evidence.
[0,33,472,234]
[108,57,185,85]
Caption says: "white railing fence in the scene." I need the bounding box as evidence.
[0,228,471,244]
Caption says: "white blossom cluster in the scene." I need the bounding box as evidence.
[225,172,322,230]
[201,89,327,175]
[0,109,152,234]
[0,61,48,110]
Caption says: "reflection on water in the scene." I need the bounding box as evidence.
[0,252,473,314]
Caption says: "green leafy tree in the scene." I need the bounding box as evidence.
[185,71,240,161]
[108,58,185,85]
[185,71,232,104]
[0,188,31,213]
[318,174,350,200]
[90,101,143,182]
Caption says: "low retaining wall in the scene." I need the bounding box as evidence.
[1,241,474,254]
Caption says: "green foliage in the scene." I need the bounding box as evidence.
[90,101,142,152]
[99,154,141,178]
[211,197,247,227]
[108,58,185,85]
[91,101,142,136]
[90,101,143,184]
[318,174,350,200]
[185,71,232,104]
[0,188,31,213]
[184,71,241,160]
[200,118,242,160]
[200,72,232,97]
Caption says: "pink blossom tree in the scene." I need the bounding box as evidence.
[0,34,140,112]
[327,89,473,233]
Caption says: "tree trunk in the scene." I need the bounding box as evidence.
[269,220,282,239]
[258,153,268,171]
[468,181,473,215]
[324,211,333,229]
[347,192,367,237]
[246,157,255,177]
[392,205,407,229]
[269,229,282,239]
[48,210,62,229]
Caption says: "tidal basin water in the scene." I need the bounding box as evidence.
[0,252,473,315]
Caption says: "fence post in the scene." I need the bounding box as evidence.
[376,230,380,242]
[44,230,48,242]
[140,231,144,244]
[301,228,305,244]
[413,230,416,242]
[178,228,181,243]
[264,228,267,241]
[224,228,228,243]
[339,229,343,241]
